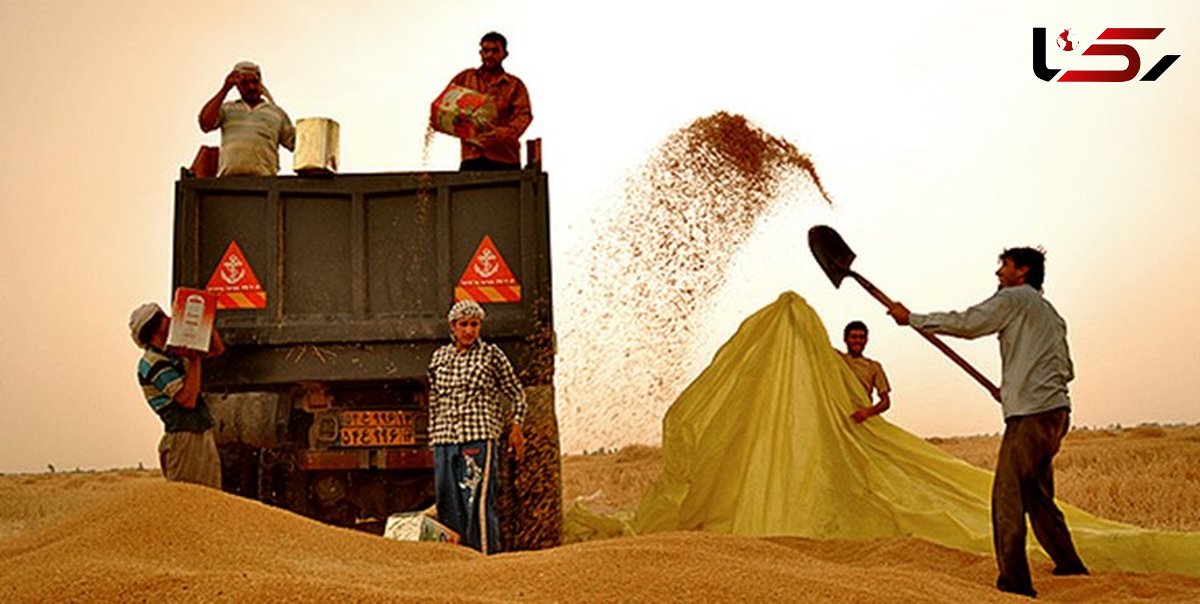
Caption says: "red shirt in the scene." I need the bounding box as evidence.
[450,67,532,165]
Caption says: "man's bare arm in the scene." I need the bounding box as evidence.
[199,71,239,132]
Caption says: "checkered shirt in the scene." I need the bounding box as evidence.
[427,339,526,445]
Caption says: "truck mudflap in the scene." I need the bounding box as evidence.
[497,384,562,550]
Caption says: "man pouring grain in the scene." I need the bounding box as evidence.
[130,302,226,489]
[427,300,526,553]
[198,60,295,176]
[441,32,533,171]
[887,247,1088,598]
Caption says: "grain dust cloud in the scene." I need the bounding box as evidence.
[558,112,831,453]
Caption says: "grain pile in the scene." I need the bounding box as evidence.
[4,474,1200,602]
[558,112,830,453]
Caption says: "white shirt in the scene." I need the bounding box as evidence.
[910,285,1073,418]
[218,100,295,176]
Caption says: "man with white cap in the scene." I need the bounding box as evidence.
[129,302,226,488]
[427,299,526,553]
[198,60,295,176]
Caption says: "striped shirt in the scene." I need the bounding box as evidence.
[428,340,525,445]
[910,285,1073,419]
[138,348,214,433]
[218,99,295,176]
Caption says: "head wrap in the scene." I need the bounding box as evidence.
[129,302,164,347]
[447,299,486,324]
[231,60,275,104]
[233,61,261,76]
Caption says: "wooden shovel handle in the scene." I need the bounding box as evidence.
[850,272,1002,403]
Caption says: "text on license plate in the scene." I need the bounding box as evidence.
[339,410,418,447]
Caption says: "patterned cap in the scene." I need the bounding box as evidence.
[447,299,486,323]
[233,60,261,75]
[129,302,164,347]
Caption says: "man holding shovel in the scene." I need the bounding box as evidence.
[886,247,1088,598]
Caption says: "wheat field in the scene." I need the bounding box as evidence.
[561,423,1200,532]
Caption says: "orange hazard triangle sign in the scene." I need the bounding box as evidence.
[455,235,522,303]
[206,241,267,309]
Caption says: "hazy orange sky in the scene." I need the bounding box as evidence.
[1,1,1197,472]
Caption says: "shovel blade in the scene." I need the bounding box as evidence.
[808,225,856,288]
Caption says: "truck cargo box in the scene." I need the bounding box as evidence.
[171,169,559,550]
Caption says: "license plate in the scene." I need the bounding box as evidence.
[339,410,418,447]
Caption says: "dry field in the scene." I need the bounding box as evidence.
[1,423,1198,602]
[930,423,1200,532]
[563,423,1200,532]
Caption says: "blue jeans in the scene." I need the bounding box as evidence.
[434,440,500,553]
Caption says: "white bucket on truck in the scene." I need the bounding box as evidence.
[294,117,340,174]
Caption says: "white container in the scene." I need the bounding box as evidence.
[294,117,340,174]
[383,510,460,543]
[166,288,216,352]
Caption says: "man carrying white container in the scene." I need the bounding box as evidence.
[427,300,526,553]
[129,302,226,488]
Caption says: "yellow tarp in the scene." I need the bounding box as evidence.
[627,291,1200,577]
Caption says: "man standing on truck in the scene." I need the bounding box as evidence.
[887,247,1088,598]
[129,302,226,489]
[198,60,295,176]
[427,300,526,553]
[446,32,533,171]
[839,321,893,423]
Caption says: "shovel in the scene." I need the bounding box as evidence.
[808,225,1001,402]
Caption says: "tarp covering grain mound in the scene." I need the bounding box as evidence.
[633,291,1200,577]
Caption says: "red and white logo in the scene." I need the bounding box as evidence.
[455,235,522,303]
[1034,27,1181,82]
[206,241,267,309]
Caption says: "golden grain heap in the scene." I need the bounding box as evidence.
[5,427,1200,602]
[559,112,830,453]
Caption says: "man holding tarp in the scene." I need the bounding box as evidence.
[888,247,1089,598]
[839,320,893,423]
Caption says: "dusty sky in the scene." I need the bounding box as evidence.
[1,1,1197,472]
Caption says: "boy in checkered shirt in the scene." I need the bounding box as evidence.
[427,300,525,553]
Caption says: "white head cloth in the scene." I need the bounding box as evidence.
[232,60,275,104]
[447,299,486,324]
[129,302,164,346]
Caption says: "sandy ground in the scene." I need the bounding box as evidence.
[3,425,1199,602]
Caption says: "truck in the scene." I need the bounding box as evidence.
[172,168,561,550]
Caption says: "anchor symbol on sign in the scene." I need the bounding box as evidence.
[221,254,246,284]
[474,248,499,278]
